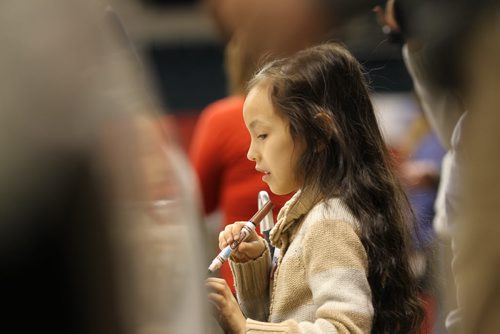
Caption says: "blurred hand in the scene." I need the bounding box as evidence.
[374,0,399,32]
[219,222,266,262]
[374,0,422,49]
[206,277,246,334]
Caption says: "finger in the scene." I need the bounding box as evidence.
[207,296,222,311]
[206,279,226,290]
[236,242,251,256]
[238,239,265,258]
[206,281,224,293]
[228,222,248,242]
[208,292,226,305]
[385,2,399,31]
[232,222,245,241]
[224,224,234,245]
[206,279,232,295]
[206,277,228,290]
[218,231,228,250]
[220,222,248,248]
[218,229,234,249]
[206,277,227,284]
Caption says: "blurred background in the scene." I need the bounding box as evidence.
[111,0,414,150]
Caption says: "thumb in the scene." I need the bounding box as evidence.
[237,239,266,259]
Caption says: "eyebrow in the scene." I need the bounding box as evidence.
[249,119,271,130]
[248,120,260,129]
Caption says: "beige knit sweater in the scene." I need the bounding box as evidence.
[230,191,373,333]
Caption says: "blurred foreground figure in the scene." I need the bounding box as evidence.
[455,4,500,334]
[382,0,500,332]
[402,1,500,333]
[0,1,208,333]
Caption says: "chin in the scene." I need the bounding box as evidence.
[269,185,290,196]
[268,185,281,196]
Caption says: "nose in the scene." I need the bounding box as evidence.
[247,141,257,162]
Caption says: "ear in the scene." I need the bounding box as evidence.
[313,108,336,144]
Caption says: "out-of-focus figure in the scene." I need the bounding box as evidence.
[453,3,500,334]
[0,1,209,333]
[376,1,500,333]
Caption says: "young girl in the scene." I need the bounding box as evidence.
[206,43,424,334]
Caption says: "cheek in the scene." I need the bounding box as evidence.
[277,147,300,182]
[289,142,306,182]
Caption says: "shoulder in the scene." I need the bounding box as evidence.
[299,198,368,269]
[302,197,359,232]
[198,95,245,124]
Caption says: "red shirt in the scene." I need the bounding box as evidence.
[190,95,292,290]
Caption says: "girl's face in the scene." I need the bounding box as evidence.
[243,84,303,195]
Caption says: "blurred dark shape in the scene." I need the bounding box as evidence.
[146,43,227,111]
[392,0,496,91]
[0,1,208,333]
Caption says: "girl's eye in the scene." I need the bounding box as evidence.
[257,134,268,140]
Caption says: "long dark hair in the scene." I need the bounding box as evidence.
[249,43,424,333]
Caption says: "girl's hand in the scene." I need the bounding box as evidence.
[206,277,246,334]
[219,222,266,262]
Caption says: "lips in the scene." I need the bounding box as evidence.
[256,167,271,183]
[256,167,270,175]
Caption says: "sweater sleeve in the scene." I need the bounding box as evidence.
[229,241,272,321]
[245,220,373,334]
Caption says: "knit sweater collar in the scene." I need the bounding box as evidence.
[270,190,318,250]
